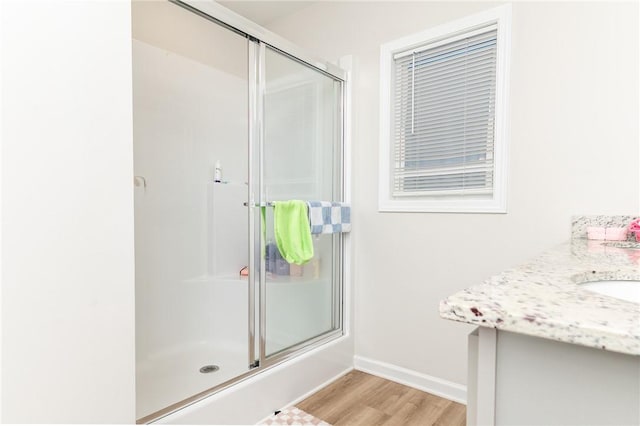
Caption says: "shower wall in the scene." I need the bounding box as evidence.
[133,37,250,417]
[133,38,248,362]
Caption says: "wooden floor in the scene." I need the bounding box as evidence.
[297,370,466,426]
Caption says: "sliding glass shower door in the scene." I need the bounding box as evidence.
[133,1,252,420]
[133,1,345,422]
[258,46,343,359]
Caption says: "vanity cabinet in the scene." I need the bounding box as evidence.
[467,327,640,426]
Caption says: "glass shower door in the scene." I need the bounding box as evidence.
[259,46,343,359]
[133,1,252,420]
[133,1,347,421]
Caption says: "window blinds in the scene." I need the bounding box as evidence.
[392,26,498,197]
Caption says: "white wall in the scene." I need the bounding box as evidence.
[0,1,4,420]
[267,1,640,389]
[132,0,247,79]
[1,0,135,422]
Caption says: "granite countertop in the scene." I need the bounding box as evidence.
[439,239,640,356]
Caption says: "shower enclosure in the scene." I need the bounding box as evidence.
[132,0,346,422]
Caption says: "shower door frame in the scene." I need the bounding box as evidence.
[137,1,347,423]
[254,41,345,367]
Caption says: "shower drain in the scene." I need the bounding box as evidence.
[199,365,220,374]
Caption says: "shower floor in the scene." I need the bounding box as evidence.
[136,341,248,420]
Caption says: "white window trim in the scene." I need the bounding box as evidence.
[378,4,511,213]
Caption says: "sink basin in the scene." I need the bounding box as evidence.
[580,280,640,304]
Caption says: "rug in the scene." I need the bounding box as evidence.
[259,406,331,425]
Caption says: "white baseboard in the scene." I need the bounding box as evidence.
[353,355,466,405]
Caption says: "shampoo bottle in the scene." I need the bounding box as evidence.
[214,160,222,183]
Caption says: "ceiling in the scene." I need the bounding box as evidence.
[217,1,316,26]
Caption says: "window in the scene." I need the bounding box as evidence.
[379,5,511,213]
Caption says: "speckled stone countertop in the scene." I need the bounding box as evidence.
[440,239,640,356]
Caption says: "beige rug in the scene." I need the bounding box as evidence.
[260,406,331,425]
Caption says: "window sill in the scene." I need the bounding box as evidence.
[378,197,507,214]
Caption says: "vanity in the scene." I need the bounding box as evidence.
[440,216,640,426]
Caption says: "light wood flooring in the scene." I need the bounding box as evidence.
[297,370,466,426]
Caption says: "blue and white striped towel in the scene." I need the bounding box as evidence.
[306,201,351,234]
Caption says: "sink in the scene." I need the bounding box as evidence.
[580,280,640,304]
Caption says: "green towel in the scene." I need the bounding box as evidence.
[273,200,314,265]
